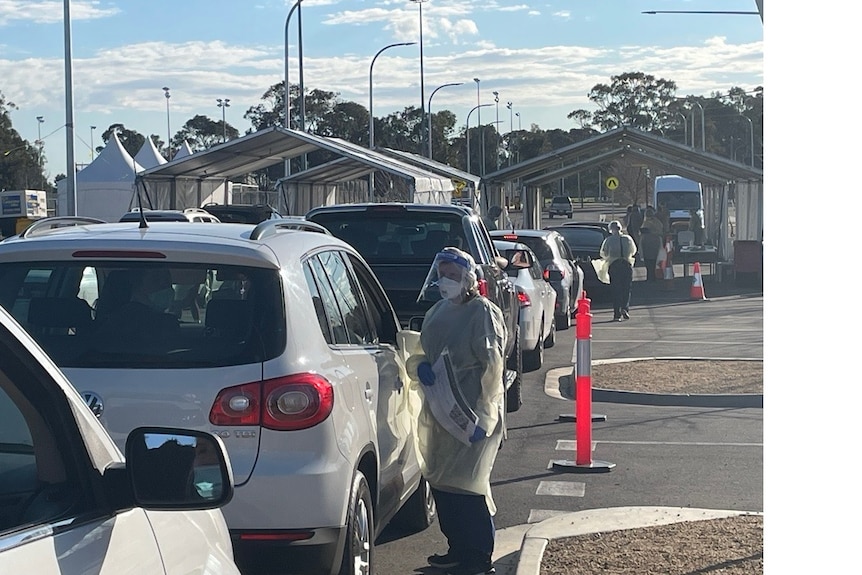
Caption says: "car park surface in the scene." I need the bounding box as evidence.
[489,229,583,331]
[0,216,434,575]
[492,239,556,372]
[0,303,240,574]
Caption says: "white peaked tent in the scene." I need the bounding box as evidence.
[133,135,167,169]
[173,141,194,160]
[57,131,144,221]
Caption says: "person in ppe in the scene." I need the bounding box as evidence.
[412,247,506,575]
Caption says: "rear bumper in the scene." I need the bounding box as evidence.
[231,526,345,575]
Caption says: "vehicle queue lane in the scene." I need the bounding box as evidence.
[373,283,762,575]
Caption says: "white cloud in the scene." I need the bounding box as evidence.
[0,1,119,26]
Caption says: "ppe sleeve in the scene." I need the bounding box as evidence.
[471,303,506,434]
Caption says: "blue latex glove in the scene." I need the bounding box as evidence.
[469,425,486,443]
[417,361,436,386]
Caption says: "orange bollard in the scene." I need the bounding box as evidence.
[552,291,615,473]
[690,261,707,300]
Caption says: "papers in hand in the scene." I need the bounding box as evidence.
[421,350,480,446]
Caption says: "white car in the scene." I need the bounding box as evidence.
[493,239,557,372]
[0,216,433,575]
[0,304,240,573]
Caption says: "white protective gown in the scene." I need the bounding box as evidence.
[416,295,506,514]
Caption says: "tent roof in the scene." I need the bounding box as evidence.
[377,148,481,187]
[77,131,143,183]
[133,135,167,169]
[173,141,194,160]
[138,127,453,192]
[482,126,762,186]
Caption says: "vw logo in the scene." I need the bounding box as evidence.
[81,391,104,418]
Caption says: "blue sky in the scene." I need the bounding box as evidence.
[0,0,763,178]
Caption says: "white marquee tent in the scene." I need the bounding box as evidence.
[133,136,167,170]
[57,131,144,221]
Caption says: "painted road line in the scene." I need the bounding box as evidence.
[536,480,586,497]
[527,509,570,524]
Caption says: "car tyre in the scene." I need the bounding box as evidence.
[391,476,436,532]
[505,325,523,413]
[523,322,544,373]
[555,296,571,330]
[544,316,556,349]
[339,470,374,575]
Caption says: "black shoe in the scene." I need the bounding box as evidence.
[621,310,630,319]
[613,316,622,322]
[428,552,461,569]
[445,562,495,575]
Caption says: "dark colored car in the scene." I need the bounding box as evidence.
[547,196,573,218]
[489,229,583,330]
[544,223,611,301]
[201,203,283,224]
[306,202,524,412]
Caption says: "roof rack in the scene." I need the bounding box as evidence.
[250,217,332,240]
[21,216,107,239]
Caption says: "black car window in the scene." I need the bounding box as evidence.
[551,228,607,251]
[513,237,554,262]
[343,253,400,345]
[317,251,374,346]
[307,255,351,345]
[0,262,286,368]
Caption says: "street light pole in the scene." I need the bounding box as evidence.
[35,116,44,171]
[284,0,303,129]
[162,87,171,160]
[216,98,231,143]
[492,91,500,170]
[63,0,77,215]
[506,101,513,166]
[465,103,492,175]
[741,114,754,167]
[515,112,521,163]
[89,125,96,160]
[675,112,688,146]
[691,100,705,151]
[474,78,485,176]
[368,41,415,201]
[428,82,463,160]
[411,0,428,156]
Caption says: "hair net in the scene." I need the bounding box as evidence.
[417,247,479,302]
[608,220,622,232]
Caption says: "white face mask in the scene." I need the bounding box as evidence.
[437,277,463,300]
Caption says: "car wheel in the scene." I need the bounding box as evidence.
[505,325,523,413]
[544,316,556,348]
[339,470,374,575]
[555,296,571,330]
[523,322,543,372]
[391,476,436,532]
[548,213,554,219]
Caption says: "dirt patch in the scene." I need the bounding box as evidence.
[563,359,763,396]
[540,515,763,575]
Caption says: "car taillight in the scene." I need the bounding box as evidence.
[517,291,531,307]
[209,374,334,431]
[477,278,488,297]
[544,264,565,282]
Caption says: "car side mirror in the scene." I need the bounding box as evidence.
[124,427,234,510]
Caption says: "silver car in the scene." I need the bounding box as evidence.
[493,239,557,372]
[0,217,435,575]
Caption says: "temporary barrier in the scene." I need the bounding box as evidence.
[552,292,615,473]
[690,261,707,300]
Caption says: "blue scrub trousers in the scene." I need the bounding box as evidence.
[431,487,495,566]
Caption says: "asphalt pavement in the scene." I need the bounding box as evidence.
[489,270,763,575]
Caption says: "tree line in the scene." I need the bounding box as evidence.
[1,71,762,201]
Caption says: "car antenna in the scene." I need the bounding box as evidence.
[135,179,149,229]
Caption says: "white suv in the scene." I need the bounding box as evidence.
[0,216,434,575]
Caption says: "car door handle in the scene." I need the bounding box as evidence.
[364,384,374,401]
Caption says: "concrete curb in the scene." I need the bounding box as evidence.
[544,357,764,409]
[513,506,764,575]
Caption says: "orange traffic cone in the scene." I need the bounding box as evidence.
[690,261,707,300]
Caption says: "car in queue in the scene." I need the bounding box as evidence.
[544,222,612,301]
[492,239,557,372]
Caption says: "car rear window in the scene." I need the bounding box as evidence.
[0,262,286,369]
[551,227,607,251]
[309,211,468,263]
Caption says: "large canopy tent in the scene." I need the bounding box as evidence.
[57,130,144,222]
[377,147,482,208]
[481,126,763,262]
[135,127,455,215]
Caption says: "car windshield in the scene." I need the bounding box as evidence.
[0,262,285,369]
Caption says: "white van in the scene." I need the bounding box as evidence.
[653,175,704,240]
